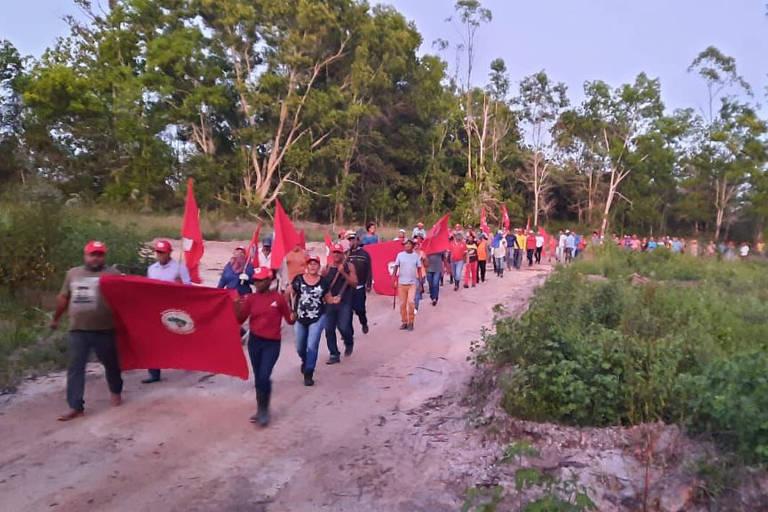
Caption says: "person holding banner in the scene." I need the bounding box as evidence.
[51,241,123,422]
[236,266,295,427]
[143,240,192,384]
[323,244,358,364]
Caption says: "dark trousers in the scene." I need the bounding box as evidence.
[325,301,353,357]
[247,335,281,395]
[351,287,368,331]
[527,249,535,266]
[427,271,441,302]
[513,249,522,269]
[147,369,161,380]
[478,260,487,282]
[66,330,123,411]
[535,247,543,264]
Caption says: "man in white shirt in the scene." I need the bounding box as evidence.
[392,239,423,331]
[412,222,427,239]
[143,239,191,383]
[535,232,545,264]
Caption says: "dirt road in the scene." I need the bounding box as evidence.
[0,242,550,511]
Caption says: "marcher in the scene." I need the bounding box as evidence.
[449,234,467,291]
[51,241,123,421]
[282,245,307,291]
[493,231,508,277]
[361,222,379,246]
[414,237,427,312]
[739,242,750,259]
[289,254,328,387]
[258,237,273,268]
[464,233,479,288]
[144,239,192,383]
[323,244,358,364]
[425,249,444,306]
[564,230,575,263]
[535,230,544,264]
[346,232,372,334]
[392,239,423,331]
[515,229,526,269]
[236,266,295,426]
[525,231,536,266]
[217,245,254,296]
[477,234,488,283]
[412,222,427,239]
[557,230,566,262]
[505,230,517,270]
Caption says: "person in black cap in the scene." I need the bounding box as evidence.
[346,231,372,335]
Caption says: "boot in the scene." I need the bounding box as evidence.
[303,370,314,387]
[252,390,270,427]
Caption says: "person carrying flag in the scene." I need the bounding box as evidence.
[236,266,296,426]
[217,246,254,296]
[143,239,192,384]
[346,232,372,335]
[323,244,358,364]
[51,241,123,422]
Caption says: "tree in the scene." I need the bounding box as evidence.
[515,71,568,227]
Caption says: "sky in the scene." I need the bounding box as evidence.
[2,0,767,114]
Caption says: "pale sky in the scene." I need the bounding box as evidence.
[2,0,767,114]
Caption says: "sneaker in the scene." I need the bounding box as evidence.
[141,377,161,384]
[463,284,469,289]
[303,372,315,387]
[407,323,414,331]
[326,356,341,365]
[362,324,369,334]
[400,323,408,330]
[431,299,437,306]
[344,345,353,357]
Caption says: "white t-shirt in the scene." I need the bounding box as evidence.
[147,260,191,284]
[740,245,749,257]
[493,238,508,258]
[558,234,567,248]
[394,251,422,285]
[535,235,545,248]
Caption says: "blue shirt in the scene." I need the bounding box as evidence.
[565,235,576,249]
[361,233,379,246]
[217,262,254,296]
[671,241,683,253]
[647,241,658,250]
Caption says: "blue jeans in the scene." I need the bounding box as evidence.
[415,278,425,309]
[513,249,523,269]
[325,301,353,357]
[427,271,441,301]
[247,335,281,395]
[295,315,325,372]
[451,261,465,286]
[494,257,505,276]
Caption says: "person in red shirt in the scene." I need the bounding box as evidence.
[449,234,467,291]
[526,231,537,266]
[236,266,295,427]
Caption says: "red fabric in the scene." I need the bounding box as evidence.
[270,199,302,270]
[449,240,467,262]
[501,205,510,230]
[366,240,403,296]
[538,227,551,256]
[99,275,248,379]
[181,178,204,283]
[324,232,334,253]
[464,261,478,285]
[241,291,293,341]
[526,234,537,250]
[420,213,451,255]
[480,207,491,236]
[245,223,263,266]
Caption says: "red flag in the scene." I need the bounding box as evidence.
[100,275,248,379]
[538,226,550,256]
[182,178,204,283]
[324,231,334,254]
[245,222,263,266]
[480,207,491,236]
[366,240,403,296]
[420,213,451,255]
[270,199,301,270]
[501,205,510,230]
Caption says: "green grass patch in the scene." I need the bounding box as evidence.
[485,246,768,463]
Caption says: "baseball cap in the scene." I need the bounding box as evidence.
[252,266,272,280]
[84,240,107,255]
[154,240,172,253]
[262,237,272,247]
[306,253,321,264]
[331,243,345,253]
[346,230,357,239]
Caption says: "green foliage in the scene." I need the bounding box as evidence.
[485,247,768,463]
[461,485,504,512]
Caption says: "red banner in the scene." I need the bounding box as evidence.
[420,213,451,255]
[181,178,204,283]
[365,240,403,296]
[100,275,248,379]
[245,222,262,266]
[538,227,551,256]
[501,204,510,231]
[480,207,491,236]
[271,199,302,270]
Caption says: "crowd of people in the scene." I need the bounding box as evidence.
[51,220,558,428]
[605,232,764,259]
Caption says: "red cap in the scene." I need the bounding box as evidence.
[252,266,273,280]
[331,243,345,253]
[235,245,246,251]
[306,253,321,264]
[154,240,172,253]
[84,240,107,255]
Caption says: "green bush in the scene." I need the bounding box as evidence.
[487,248,768,463]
